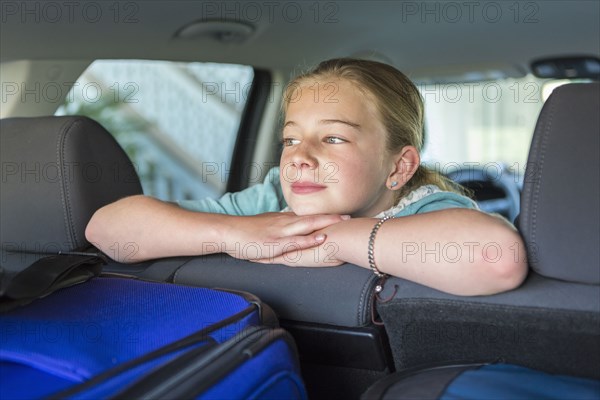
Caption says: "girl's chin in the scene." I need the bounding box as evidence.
[289,204,336,216]
[288,203,354,216]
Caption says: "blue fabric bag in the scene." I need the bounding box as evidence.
[0,277,306,399]
[362,362,600,400]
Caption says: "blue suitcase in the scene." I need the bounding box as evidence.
[361,362,600,400]
[0,277,307,399]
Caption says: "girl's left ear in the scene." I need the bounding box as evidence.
[388,146,420,189]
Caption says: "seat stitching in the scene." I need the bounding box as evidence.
[58,118,80,248]
[529,95,556,267]
[357,273,378,325]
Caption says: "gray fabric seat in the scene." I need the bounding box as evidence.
[376,83,600,379]
[120,84,600,331]
[124,254,379,327]
[519,83,599,284]
[13,112,380,328]
[0,116,143,286]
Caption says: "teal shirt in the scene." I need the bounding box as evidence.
[178,167,477,216]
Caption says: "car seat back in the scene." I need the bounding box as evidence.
[518,83,600,284]
[0,116,143,303]
[376,83,600,379]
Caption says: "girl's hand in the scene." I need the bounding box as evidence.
[250,237,344,267]
[219,212,348,261]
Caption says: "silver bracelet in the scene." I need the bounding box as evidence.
[368,215,394,278]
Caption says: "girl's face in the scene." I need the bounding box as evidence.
[280,78,397,217]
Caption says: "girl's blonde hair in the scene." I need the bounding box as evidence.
[282,58,468,200]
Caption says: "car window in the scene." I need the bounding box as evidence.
[56,60,254,201]
[419,75,547,184]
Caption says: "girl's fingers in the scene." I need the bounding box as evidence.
[284,233,327,250]
[283,214,349,236]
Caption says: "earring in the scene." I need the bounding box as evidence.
[390,181,398,189]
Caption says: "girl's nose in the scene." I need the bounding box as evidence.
[291,142,319,170]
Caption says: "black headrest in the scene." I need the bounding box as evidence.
[519,83,599,284]
[1,116,143,273]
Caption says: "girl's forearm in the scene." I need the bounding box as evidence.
[86,195,346,263]
[327,209,527,296]
[85,195,228,263]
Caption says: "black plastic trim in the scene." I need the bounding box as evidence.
[281,319,394,372]
[227,68,273,192]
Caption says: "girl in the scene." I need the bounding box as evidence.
[86,58,527,296]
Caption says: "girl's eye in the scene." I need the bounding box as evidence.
[282,138,300,146]
[325,136,346,144]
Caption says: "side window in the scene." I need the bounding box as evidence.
[56,60,254,201]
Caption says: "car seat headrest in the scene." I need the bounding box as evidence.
[1,116,143,272]
[519,83,599,284]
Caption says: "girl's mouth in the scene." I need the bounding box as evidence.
[291,182,327,194]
